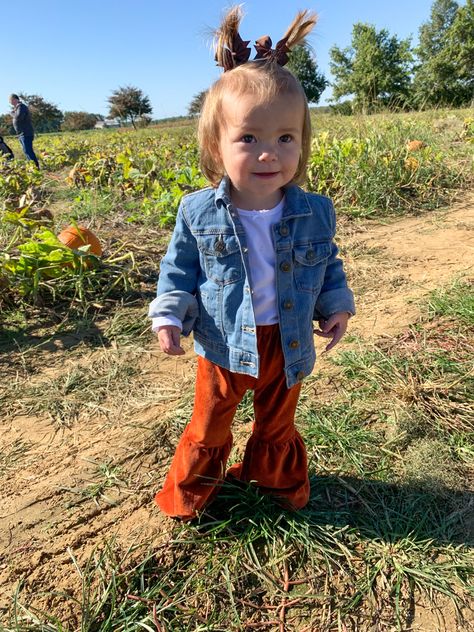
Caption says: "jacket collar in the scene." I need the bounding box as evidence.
[214,176,232,207]
[214,176,312,218]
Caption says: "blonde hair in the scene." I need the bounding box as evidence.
[198,7,317,187]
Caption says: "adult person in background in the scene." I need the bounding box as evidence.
[9,94,39,168]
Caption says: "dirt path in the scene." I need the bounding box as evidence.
[1,194,473,626]
[344,192,474,338]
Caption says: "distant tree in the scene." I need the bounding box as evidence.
[19,94,63,133]
[136,114,152,128]
[330,23,413,113]
[62,111,98,131]
[412,0,459,106]
[421,0,459,56]
[413,0,473,107]
[108,86,152,130]
[286,44,328,104]
[188,91,207,117]
[0,113,14,136]
[329,100,354,116]
[444,0,474,103]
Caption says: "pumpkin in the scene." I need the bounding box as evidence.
[58,226,102,256]
[406,140,426,152]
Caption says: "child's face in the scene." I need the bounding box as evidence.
[218,91,304,210]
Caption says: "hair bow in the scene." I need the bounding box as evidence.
[216,32,251,71]
[254,35,290,66]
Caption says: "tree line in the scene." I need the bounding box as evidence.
[190,0,473,116]
[0,86,152,136]
[329,0,473,113]
[1,0,472,136]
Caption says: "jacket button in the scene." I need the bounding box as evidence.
[280,261,291,272]
[279,224,289,236]
[306,249,315,260]
[289,340,299,349]
[283,300,293,310]
[296,371,305,381]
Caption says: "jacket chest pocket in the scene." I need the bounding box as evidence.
[197,234,243,286]
[293,242,331,294]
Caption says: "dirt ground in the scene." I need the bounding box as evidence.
[1,193,473,629]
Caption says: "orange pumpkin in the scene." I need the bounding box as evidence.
[406,140,426,152]
[58,226,102,256]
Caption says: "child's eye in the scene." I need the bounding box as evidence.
[241,134,256,143]
[279,134,293,143]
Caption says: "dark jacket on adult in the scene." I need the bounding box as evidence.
[12,102,34,137]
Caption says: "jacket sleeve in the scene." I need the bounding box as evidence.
[148,199,200,336]
[314,199,355,320]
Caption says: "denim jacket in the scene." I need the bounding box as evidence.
[149,177,355,388]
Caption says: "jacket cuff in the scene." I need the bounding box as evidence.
[314,288,356,320]
[148,290,199,336]
[152,316,183,332]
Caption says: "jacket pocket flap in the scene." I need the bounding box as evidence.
[197,234,241,257]
[294,242,331,266]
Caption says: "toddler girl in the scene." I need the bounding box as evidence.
[149,7,355,520]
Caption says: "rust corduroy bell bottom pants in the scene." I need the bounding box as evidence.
[155,324,310,519]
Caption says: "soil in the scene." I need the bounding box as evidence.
[1,193,473,630]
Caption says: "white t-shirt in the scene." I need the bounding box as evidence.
[236,197,284,324]
[152,197,284,331]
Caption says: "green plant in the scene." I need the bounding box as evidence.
[1,228,137,312]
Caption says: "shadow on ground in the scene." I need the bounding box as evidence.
[0,314,106,361]
[194,474,474,548]
[0,298,154,368]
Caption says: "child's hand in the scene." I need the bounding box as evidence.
[157,325,185,355]
[314,312,350,353]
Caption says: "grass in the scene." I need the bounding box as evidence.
[1,109,474,629]
[302,401,388,476]
[306,109,473,218]
[62,459,129,508]
[427,279,474,324]
[0,439,32,475]
[102,306,152,343]
[3,280,472,631]
[1,351,141,427]
[333,326,473,436]
[5,477,472,631]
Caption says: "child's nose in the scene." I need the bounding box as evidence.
[258,147,277,161]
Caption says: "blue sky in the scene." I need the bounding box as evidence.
[2,0,440,119]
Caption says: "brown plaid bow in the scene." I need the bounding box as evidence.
[254,35,290,66]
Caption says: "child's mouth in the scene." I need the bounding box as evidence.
[253,172,279,178]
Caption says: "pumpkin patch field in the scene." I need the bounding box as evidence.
[1,109,473,631]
